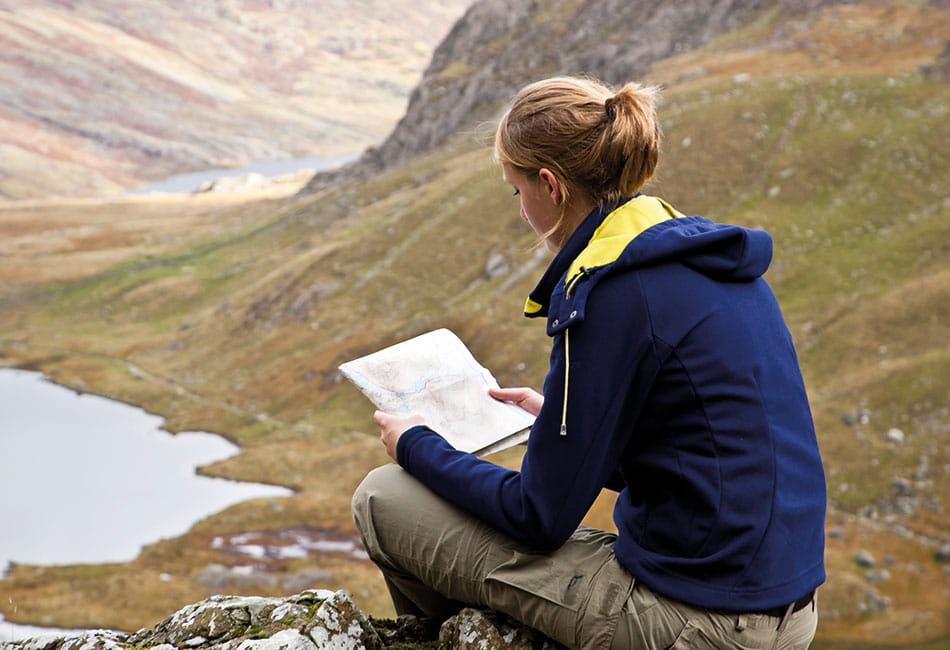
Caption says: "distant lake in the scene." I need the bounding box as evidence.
[127,154,358,195]
[0,368,291,572]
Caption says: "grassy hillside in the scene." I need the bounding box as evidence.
[0,0,947,645]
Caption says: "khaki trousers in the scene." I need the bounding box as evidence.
[352,464,818,650]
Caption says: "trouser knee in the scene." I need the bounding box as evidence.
[351,463,411,563]
[352,463,405,519]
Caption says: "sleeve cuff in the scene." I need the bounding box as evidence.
[395,424,439,469]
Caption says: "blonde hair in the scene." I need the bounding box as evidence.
[494,76,661,245]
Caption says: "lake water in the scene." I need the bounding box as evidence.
[0,367,291,573]
[126,154,358,195]
[2,154,352,641]
[0,614,88,645]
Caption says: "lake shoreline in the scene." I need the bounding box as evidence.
[9,363,239,451]
[127,154,359,196]
[0,366,292,603]
[0,335,392,633]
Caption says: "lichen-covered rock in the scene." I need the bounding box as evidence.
[234,629,317,650]
[439,608,564,650]
[0,590,376,650]
[0,591,559,650]
[127,592,330,648]
[7,631,128,650]
[305,591,381,650]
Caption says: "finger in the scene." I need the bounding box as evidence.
[490,386,528,401]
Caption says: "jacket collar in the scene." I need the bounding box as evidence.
[524,194,684,326]
[523,200,618,318]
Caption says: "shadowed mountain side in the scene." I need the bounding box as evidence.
[301,0,854,194]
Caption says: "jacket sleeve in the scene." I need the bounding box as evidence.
[397,274,661,551]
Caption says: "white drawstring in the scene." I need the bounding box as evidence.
[560,329,569,436]
[559,267,587,438]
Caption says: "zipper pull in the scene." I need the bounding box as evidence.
[565,266,591,297]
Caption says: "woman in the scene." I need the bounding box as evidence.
[352,76,826,650]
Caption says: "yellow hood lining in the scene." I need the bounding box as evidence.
[565,195,684,290]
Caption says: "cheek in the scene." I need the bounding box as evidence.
[520,194,537,220]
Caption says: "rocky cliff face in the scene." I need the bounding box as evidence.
[0,590,560,650]
[302,0,847,193]
[0,0,469,199]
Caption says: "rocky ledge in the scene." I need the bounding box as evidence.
[0,590,562,650]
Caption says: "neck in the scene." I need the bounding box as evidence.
[549,199,597,252]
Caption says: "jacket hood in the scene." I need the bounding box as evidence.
[525,195,774,333]
[621,213,773,282]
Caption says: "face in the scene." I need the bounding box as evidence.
[502,163,562,251]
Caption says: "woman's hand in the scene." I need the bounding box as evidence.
[374,410,425,461]
[489,386,544,417]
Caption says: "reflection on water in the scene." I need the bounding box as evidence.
[0,368,290,572]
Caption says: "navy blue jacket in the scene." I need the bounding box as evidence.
[397,195,826,612]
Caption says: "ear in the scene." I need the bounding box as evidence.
[537,168,563,205]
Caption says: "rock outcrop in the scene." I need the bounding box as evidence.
[301,0,851,194]
[0,590,562,650]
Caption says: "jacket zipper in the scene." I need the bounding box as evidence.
[553,198,681,437]
[560,329,570,436]
[559,267,590,438]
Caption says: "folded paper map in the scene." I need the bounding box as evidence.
[339,328,534,456]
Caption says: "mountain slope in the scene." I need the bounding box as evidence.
[0,0,947,645]
[0,0,470,199]
[304,0,858,191]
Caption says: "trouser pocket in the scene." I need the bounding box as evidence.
[486,542,633,650]
[485,550,581,646]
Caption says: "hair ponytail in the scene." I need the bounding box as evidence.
[600,83,661,204]
[495,77,662,244]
